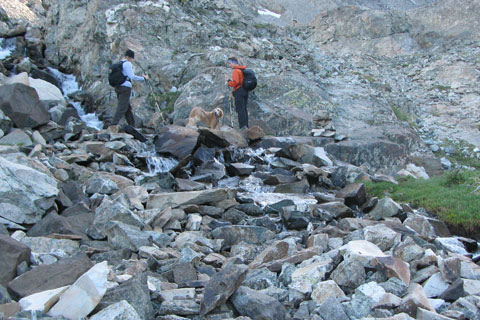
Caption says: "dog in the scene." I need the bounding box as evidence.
[187,107,224,130]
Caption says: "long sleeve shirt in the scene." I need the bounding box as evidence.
[228,65,246,91]
[120,60,145,88]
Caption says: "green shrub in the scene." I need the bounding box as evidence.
[364,170,480,231]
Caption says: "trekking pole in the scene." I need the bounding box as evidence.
[137,65,165,123]
[228,90,234,127]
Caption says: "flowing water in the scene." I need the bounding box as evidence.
[0,38,15,59]
[48,67,104,131]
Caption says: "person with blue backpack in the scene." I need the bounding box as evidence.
[227,57,257,129]
[108,49,149,127]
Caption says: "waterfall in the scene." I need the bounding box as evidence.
[48,67,104,131]
[0,38,15,59]
[135,142,179,175]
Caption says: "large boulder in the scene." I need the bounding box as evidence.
[28,77,65,105]
[154,125,199,159]
[7,253,93,299]
[0,83,50,128]
[0,156,59,224]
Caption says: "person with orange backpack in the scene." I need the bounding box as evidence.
[227,57,257,129]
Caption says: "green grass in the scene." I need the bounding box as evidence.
[392,105,409,122]
[148,91,180,114]
[364,170,480,231]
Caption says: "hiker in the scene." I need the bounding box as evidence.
[227,57,249,129]
[110,49,149,127]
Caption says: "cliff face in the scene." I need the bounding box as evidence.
[3,0,480,169]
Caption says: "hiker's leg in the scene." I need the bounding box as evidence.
[111,86,132,125]
[124,104,135,127]
[234,89,248,129]
[244,92,249,128]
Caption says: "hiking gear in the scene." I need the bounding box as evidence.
[242,69,257,91]
[108,61,127,87]
[228,65,246,91]
[223,85,234,127]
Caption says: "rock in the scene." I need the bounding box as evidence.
[331,258,366,293]
[27,211,86,238]
[317,296,349,320]
[18,286,69,313]
[416,308,455,320]
[97,273,154,320]
[173,262,197,285]
[106,221,152,251]
[369,197,403,220]
[230,286,287,320]
[289,259,334,295]
[311,280,346,305]
[249,240,290,269]
[439,278,465,302]
[0,301,20,319]
[243,125,264,141]
[0,83,50,128]
[28,77,65,104]
[89,300,142,320]
[86,176,119,195]
[336,183,367,207]
[48,262,109,319]
[314,202,354,221]
[12,230,80,257]
[404,215,437,241]
[372,256,411,286]
[363,224,399,251]
[339,240,388,267]
[147,188,234,212]
[228,163,255,176]
[0,235,31,286]
[199,126,248,148]
[423,272,449,298]
[0,156,59,224]
[211,225,275,248]
[398,283,436,317]
[87,198,145,240]
[158,300,201,316]
[154,125,199,159]
[0,129,32,147]
[7,253,93,299]
[200,263,248,315]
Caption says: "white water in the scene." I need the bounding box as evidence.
[48,67,104,130]
[258,8,281,18]
[135,143,179,174]
[0,38,15,59]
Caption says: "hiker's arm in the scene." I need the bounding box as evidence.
[228,69,241,88]
[124,62,145,81]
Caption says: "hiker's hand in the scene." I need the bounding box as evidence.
[143,74,149,80]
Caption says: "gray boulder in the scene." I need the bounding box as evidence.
[0,156,59,224]
[200,263,248,315]
[211,225,275,248]
[0,83,50,128]
[154,125,199,159]
[231,286,287,320]
[89,300,142,320]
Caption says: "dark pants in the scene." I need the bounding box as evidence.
[233,87,249,129]
[111,86,135,126]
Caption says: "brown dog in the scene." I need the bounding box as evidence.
[187,107,224,130]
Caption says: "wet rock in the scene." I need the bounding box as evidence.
[227,163,255,176]
[0,235,31,286]
[154,125,199,159]
[7,253,93,299]
[200,263,248,315]
[231,286,287,320]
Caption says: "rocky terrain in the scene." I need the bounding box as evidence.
[1,0,480,319]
